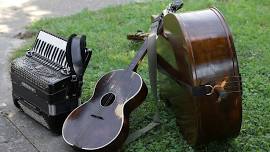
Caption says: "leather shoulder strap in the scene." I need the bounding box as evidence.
[66,34,77,74]
[66,34,91,78]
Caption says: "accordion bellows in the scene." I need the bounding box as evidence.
[11,31,91,133]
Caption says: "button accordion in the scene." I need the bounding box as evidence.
[11,30,91,133]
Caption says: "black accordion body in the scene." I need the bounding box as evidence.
[11,31,91,133]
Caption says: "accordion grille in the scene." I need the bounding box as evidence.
[11,60,49,89]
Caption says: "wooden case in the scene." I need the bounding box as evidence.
[157,8,242,145]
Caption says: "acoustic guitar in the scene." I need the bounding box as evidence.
[62,40,149,151]
[62,1,184,150]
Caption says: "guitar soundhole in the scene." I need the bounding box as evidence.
[101,93,115,107]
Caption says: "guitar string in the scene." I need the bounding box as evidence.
[95,4,172,116]
[74,59,123,146]
[73,3,182,147]
[74,79,118,147]
[91,58,135,116]
[92,78,117,116]
[74,45,119,145]
[91,41,149,117]
[93,70,137,117]
[92,9,162,118]
[75,73,137,148]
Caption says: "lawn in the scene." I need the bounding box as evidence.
[14,0,270,151]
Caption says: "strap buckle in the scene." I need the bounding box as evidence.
[71,75,77,82]
[204,76,242,96]
[205,84,214,96]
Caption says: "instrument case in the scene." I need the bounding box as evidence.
[156,8,242,145]
[10,31,91,133]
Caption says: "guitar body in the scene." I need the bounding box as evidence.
[157,8,242,145]
[62,69,147,151]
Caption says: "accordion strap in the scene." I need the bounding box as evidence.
[66,34,92,97]
[66,34,87,78]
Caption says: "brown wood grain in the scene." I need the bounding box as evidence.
[62,69,147,151]
[157,8,242,145]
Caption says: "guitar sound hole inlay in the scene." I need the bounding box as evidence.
[101,93,115,107]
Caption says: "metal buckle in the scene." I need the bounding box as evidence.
[60,68,70,75]
[205,84,214,96]
[204,75,242,96]
[26,49,33,57]
[71,75,77,82]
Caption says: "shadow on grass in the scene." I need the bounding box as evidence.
[194,139,239,152]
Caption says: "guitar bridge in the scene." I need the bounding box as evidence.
[91,114,104,120]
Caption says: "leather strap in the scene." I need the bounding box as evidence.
[158,65,242,97]
[66,34,89,78]
[124,121,160,144]
[157,55,242,96]
[66,34,92,98]
[125,0,184,145]
[125,23,161,145]
[147,32,160,123]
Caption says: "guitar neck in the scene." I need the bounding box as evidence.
[127,40,148,72]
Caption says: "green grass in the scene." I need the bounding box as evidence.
[14,0,270,151]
